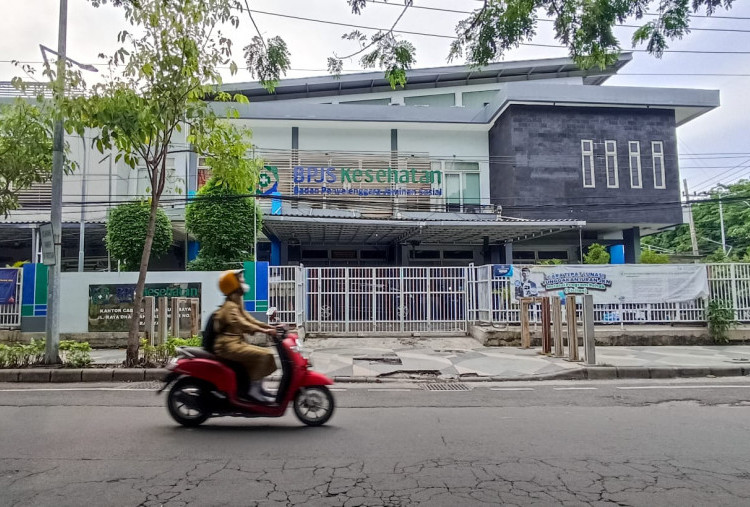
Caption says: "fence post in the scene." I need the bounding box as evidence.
[171,297,182,339]
[541,297,552,354]
[143,296,155,345]
[190,298,200,337]
[520,298,531,349]
[566,295,579,361]
[551,296,564,357]
[157,297,168,344]
[583,294,596,365]
[730,263,739,321]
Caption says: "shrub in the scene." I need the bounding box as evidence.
[105,201,173,271]
[0,339,92,368]
[583,243,610,264]
[139,336,202,366]
[641,249,670,264]
[706,299,736,344]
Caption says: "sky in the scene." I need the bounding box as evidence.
[2,0,749,196]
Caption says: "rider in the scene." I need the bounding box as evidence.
[213,269,277,403]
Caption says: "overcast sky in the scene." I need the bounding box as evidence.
[2,0,749,195]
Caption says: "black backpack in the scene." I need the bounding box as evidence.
[202,311,219,353]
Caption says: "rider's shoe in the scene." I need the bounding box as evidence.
[248,382,276,404]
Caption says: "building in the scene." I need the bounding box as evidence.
[0,53,719,269]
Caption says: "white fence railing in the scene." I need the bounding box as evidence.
[0,268,22,329]
[265,263,750,335]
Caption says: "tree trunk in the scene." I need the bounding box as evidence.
[125,196,160,366]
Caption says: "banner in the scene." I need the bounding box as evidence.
[0,268,18,304]
[88,283,201,332]
[508,265,708,304]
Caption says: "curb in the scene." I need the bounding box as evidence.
[0,365,748,383]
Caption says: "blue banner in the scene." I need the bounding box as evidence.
[0,269,19,305]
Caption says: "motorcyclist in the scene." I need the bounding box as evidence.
[213,269,277,403]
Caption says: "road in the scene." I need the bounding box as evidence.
[2,378,750,506]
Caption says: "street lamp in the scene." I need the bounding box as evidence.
[39,0,98,364]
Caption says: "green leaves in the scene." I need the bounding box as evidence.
[105,201,173,271]
[243,36,292,93]
[583,243,611,264]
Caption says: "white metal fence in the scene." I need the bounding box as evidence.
[0,268,22,329]
[265,263,750,335]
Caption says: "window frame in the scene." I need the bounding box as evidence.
[604,140,619,188]
[442,160,481,211]
[581,139,595,188]
[628,141,642,189]
[652,141,666,189]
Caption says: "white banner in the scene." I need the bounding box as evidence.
[507,264,709,304]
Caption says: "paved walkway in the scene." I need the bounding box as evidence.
[89,338,750,380]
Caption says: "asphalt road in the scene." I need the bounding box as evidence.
[2,378,750,506]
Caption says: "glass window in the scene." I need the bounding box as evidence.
[652,141,666,189]
[538,251,569,260]
[444,161,481,211]
[463,173,480,205]
[581,140,595,188]
[445,173,461,206]
[443,250,474,260]
[628,141,642,188]
[605,140,618,188]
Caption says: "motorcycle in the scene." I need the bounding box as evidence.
[160,315,335,427]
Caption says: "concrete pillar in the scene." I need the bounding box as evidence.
[566,295,579,361]
[583,294,596,365]
[157,297,168,344]
[520,298,531,349]
[500,242,513,264]
[551,296,564,357]
[171,297,182,339]
[541,297,551,354]
[190,298,200,337]
[143,296,155,345]
[623,227,641,264]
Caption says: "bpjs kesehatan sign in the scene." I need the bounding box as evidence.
[292,166,443,197]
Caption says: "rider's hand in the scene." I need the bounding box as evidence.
[265,328,276,336]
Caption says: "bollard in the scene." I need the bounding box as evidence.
[520,298,532,349]
[171,297,182,339]
[540,297,552,354]
[566,295,579,361]
[190,298,201,337]
[583,294,596,365]
[551,296,564,357]
[143,296,155,345]
[157,297,168,344]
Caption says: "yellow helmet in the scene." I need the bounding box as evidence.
[219,269,245,296]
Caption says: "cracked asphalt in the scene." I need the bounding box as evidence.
[2,378,750,506]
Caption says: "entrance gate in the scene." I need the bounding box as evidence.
[0,268,22,329]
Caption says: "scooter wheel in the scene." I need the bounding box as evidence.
[293,386,335,426]
[167,378,211,427]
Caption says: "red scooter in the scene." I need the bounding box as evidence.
[160,321,334,427]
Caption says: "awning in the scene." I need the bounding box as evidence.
[263,213,585,246]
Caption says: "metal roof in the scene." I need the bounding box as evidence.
[221,54,633,101]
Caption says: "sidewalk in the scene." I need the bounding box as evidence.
[74,338,750,382]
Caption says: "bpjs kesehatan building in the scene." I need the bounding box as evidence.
[0,53,720,270]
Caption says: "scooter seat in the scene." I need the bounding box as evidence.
[179,347,217,359]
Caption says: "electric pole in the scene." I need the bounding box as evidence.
[683,179,699,260]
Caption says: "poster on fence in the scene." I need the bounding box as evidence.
[88,283,201,332]
[509,265,708,304]
[0,268,18,305]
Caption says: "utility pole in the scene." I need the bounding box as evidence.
[45,0,68,364]
[683,179,699,260]
[77,136,87,272]
[719,194,727,255]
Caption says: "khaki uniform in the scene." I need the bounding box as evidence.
[213,297,277,381]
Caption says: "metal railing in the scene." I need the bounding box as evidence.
[0,269,22,329]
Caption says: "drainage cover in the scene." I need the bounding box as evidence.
[119,381,163,390]
[421,383,470,391]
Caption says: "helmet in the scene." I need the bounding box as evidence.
[219,269,248,296]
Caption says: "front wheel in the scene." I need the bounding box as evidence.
[293,386,335,426]
[167,378,211,427]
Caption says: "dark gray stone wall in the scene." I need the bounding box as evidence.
[488,105,682,224]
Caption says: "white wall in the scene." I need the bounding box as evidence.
[60,271,225,333]
[298,127,391,153]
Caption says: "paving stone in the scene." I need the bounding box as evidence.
[112,369,145,382]
[50,369,83,382]
[586,367,617,380]
[0,370,20,382]
[616,367,650,379]
[82,369,114,382]
[18,369,51,382]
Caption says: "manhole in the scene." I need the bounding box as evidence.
[420,383,470,391]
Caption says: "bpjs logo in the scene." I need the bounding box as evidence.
[258,166,279,195]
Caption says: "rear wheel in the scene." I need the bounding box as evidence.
[293,386,335,426]
[167,378,211,427]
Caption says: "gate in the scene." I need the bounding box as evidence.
[305,266,468,335]
[268,266,304,326]
[0,268,22,329]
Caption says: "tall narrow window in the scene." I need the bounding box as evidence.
[605,140,618,188]
[652,141,665,189]
[581,140,595,188]
[628,141,642,188]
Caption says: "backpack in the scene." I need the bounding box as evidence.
[202,311,219,353]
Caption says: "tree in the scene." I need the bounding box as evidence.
[186,124,264,271]
[66,0,250,366]
[0,100,69,217]
[641,249,669,264]
[105,201,173,271]
[584,243,610,264]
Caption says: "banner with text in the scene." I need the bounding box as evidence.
[0,268,18,305]
[508,265,708,304]
[88,283,202,332]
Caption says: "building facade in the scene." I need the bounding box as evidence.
[0,53,719,269]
